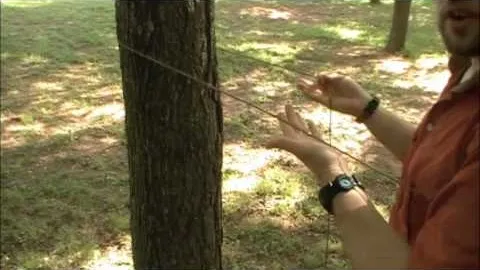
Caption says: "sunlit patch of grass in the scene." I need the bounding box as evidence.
[223,143,278,174]
[82,235,133,270]
[1,0,54,8]
[225,41,306,66]
[325,25,364,41]
[239,6,293,20]
[255,166,305,198]
[375,57,412,74]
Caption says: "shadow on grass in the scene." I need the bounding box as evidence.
[1,122,129,269]
[1,0,120,114]
[1,2,130,268]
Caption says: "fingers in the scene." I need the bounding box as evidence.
[278,112,296,138]
[275,105,329,142]
[297,76,331,106]
[297,74,333,93]
[298,90,358,116]
[277,105,311,139]
[298,74,347,102]
[295,111,309,132]
[297,78,323,100]
[285,105,308,132]
[297,78,317,92]
[307,120,322,140]
[301,90,330,106]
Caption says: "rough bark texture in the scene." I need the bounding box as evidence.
[385,0,412,53]
[115,1,223,269]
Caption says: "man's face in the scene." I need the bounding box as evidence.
[437,0,480,57]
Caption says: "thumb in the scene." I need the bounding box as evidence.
[265,136,303,154]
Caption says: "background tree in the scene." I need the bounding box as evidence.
[385,0,412,53]
[115,1,223,269]
[370,0,381,5]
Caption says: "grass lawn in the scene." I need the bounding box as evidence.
[1,0,449,269]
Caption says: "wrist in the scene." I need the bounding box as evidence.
[353,97,370,118]
[317,166,345,186]
[318,173,366,215]
[332,187,368,217]
[356,96,380,123]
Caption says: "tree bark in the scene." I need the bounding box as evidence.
[385,0,412,53]
[115,1,223,269]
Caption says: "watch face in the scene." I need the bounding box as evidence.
[338,178,354,189]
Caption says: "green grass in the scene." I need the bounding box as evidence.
[1,0,447,269]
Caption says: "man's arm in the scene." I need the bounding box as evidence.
[331,157,480,269]
[322,168,410,269]
[329,124,479,269]
[332,188,410,269]
[363,106,417,162]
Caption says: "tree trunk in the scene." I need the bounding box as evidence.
[385,0,412,53]
[115,1,223,269]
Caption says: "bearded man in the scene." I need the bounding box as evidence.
[267,0,480,268]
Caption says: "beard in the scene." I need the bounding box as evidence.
[438,16,480,57]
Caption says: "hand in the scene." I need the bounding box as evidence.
[265,105,347,186]
[297,74,372,118]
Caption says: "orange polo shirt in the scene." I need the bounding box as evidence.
[389,56,480,269]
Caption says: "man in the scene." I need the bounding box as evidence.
[266,0,479,268]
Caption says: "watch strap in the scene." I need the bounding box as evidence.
[356,97,380,123]
[319,174,364,215]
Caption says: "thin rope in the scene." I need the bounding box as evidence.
[2,42,399,182]
[2,44,399,184]
[118,42,398,184]
[218,47,315,79]
[0,47,309,103]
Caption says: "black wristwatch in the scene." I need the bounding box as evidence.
[319,174,365,215]
[356,97,380,123]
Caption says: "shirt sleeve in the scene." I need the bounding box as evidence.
[408,125,480,269]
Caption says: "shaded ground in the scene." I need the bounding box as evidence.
[1,0,447,269]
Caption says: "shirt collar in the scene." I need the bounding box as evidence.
[448,55,480,93]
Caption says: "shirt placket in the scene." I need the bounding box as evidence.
[404,95,458,242]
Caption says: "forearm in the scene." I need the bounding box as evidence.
[363,106,416,161]
[332,189,410,269]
